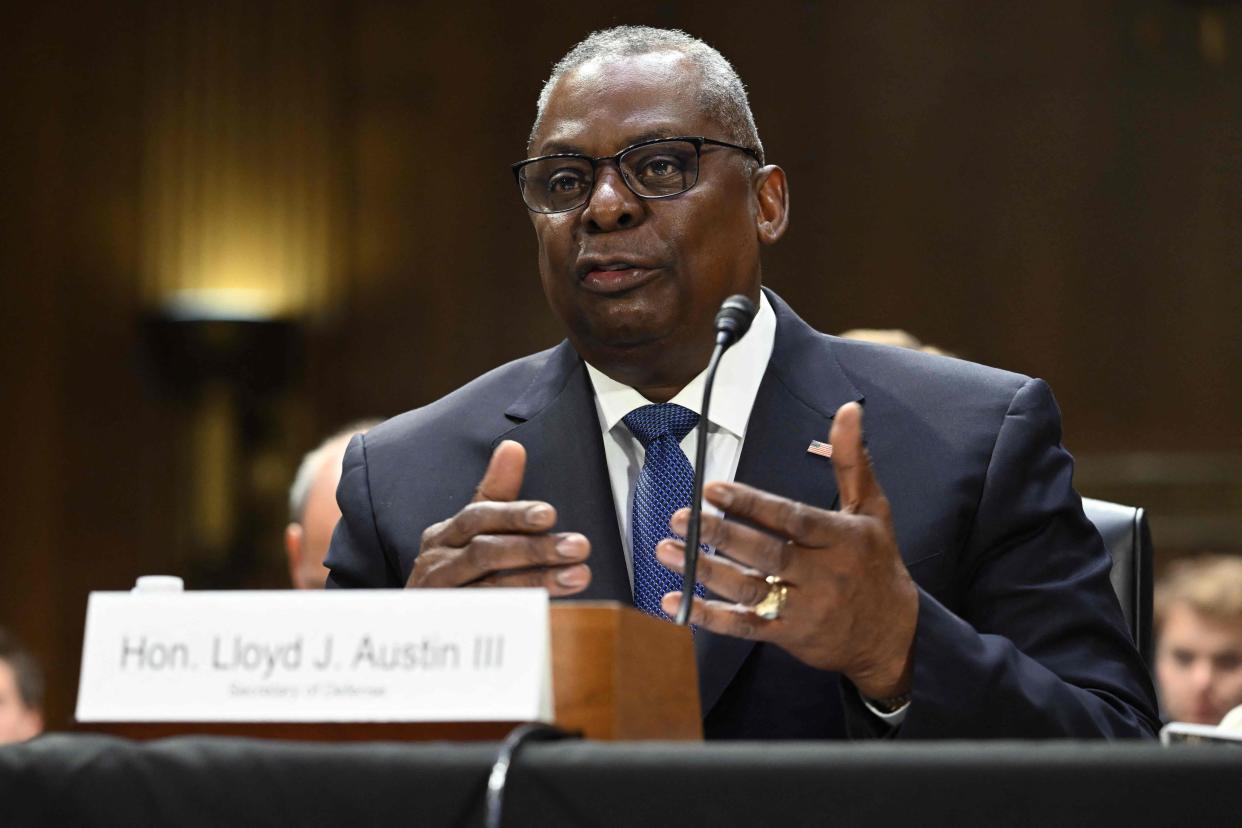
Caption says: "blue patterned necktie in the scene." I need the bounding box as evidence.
[623,403,707,620]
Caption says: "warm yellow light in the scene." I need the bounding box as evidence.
[162,288,285,321]
[144,188,329,318]
[139,3,341,321]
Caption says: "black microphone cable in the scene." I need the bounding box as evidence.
[484,722,578,828]
[675,294,757,626]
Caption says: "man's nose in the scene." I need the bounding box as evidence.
[582,164,642,231]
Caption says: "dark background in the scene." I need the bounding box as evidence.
[2,0,1240,728]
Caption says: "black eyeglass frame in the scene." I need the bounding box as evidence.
[511,136,765,214]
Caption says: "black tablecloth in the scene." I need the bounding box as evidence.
[3,734,1240,826]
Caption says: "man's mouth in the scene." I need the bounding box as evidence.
[577,259,664,295]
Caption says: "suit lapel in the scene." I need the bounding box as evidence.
[495,342,632,603]
[695,290,863,715]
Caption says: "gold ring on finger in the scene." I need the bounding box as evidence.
[753,574,788,620]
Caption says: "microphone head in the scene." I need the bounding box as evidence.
[714,294,758,346]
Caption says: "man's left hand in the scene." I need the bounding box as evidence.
[655,401,918,700]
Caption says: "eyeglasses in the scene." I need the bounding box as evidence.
[511,136,763,214]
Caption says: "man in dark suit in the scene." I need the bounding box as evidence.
[326,26,1159,739]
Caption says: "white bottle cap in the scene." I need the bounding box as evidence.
[131,575,185,593]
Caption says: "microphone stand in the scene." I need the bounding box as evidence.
[675,294,756,626]
[675,341,724,626]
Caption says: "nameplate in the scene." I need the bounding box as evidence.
[75,590,552,722]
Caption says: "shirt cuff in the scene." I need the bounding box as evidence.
[861,694,910,726]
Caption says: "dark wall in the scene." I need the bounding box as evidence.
[331,0,1242,450]
[3,0,1240,728]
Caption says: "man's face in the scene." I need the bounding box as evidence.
[1155,602,1242,725]
[527,52,769,396]
[0,659,41,744]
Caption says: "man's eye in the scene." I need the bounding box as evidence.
[638,157,683,179]
[547,171,587,193]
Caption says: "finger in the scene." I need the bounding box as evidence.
[829,402,884,515]
[656,539,772,605]
[468,563,591,596]
[424,500,557,549]
[669,509,794,577]
[659,592,780,640]
[703,481,838,548]
[433,532,589,586]
[472,440,526,503]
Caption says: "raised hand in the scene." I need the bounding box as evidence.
[407,440,592,595]
[655,402,918,699]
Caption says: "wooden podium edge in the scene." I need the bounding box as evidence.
[615,606,702,740]
[550,602,701,741]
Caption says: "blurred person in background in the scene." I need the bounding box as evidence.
[1154,554,1242,725]
[838,328,953,357]
[0,627,44,744]
[285,420,380,589]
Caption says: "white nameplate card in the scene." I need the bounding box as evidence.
[76,589,552,722]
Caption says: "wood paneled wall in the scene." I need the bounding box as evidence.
[2,0,1240,728]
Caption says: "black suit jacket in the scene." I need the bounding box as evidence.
[326,291,1159,739]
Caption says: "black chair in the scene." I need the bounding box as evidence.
[1081,497,1154,667]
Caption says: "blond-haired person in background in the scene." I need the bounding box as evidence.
[1154,555,1242,725]
[837,328,952,357]
[0,628,43,744]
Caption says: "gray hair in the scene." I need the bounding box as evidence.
[530,26,764,164]
[288,419,381,523]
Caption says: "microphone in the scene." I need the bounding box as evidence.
[713,294,757,347]
[676,294,758,626]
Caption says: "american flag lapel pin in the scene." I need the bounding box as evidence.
[807,440,833,459]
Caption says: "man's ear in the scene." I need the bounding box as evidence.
[753,165,789,245]
[284,524,304,588]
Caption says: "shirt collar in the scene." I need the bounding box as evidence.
[585,292,777,440]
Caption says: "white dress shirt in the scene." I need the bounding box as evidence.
[584,293,777,588]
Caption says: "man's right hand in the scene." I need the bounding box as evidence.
[406,440,592,594]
